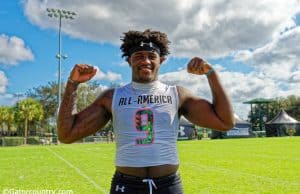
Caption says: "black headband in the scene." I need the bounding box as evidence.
[128,41,161,56]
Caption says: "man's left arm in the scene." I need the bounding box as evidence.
[178,57,235,131]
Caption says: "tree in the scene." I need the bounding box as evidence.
[15,98,44,144]
[0,106,8,133]
[272,95,300,120]
[76,82,95,112]
[0,106,15,135]
[26,81,58,131]
[26,81,103,126]
[284,95,300,120]
[25,80,119,137]
[248,95,300,131]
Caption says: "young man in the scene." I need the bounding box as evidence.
[58,29,234,194]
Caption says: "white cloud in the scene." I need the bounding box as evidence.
[0,71,25,106]
[0,93,26,106]
[0,34,34,65]
[22,0,300,118]
[0,94,13,106]
[93,66,122,81]
[235,27,300,65]
[159,69,287,120]
[234,27,300,85]
[0,71,8,93]
[23,0,300,58]
[289,71,300,83]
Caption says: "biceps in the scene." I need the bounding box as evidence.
[72,105,111,138]
[182,98,223,129]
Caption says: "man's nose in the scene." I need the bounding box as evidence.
[140,56,151,64]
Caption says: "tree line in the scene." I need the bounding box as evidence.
[1,80,299,139]
[0,81,115,141]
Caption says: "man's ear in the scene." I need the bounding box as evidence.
[127,57,132,66]
[160,57,166,64]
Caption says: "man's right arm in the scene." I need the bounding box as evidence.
[57,64,112,143]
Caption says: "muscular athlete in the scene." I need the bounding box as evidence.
[58,29,234,194]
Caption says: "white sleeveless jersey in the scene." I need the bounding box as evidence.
[112,81,180,167]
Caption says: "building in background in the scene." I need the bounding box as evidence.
[265,109,300,137]
[211,114,252,139]
[178,116,196,140]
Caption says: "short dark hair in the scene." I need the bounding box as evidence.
[120,29,170,59]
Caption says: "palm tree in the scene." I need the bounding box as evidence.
[6,107,15,134]
[15,98,44,144]
[0,106,8,134]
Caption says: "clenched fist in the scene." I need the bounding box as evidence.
[187,57,213,76]
[69,64,97,83]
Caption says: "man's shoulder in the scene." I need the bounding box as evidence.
[103,88,115,98]
[175,85,191,94]
[158,81,178,90]
[92,88,115,113]
[114,83,131,90]
[175,85,197,107]
[95,88,115,104]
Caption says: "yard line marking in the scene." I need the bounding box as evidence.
[46,147,108,194]
[184,162,300,187]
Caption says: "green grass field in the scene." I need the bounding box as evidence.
[1,137,300,194]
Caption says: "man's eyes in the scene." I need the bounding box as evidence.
[134,55,157,60]
[149,55,157,59]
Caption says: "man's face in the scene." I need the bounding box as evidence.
[128,51,164,83]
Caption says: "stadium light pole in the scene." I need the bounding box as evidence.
[46,8,76,113]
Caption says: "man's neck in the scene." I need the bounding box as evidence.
[131,80,160,90]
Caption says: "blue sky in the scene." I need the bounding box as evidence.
[1,0,300,120]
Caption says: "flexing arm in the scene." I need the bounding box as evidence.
[179,57,235,131]
[57,64,112,143]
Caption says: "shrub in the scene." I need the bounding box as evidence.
[27,136,40,145]
[286,128,296,136]
[2,137,24,146]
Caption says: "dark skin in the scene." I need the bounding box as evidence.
[58,51,234,178]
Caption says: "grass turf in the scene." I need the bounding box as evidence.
[0,137,299,194]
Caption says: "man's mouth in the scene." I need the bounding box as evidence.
[138,65,152,72]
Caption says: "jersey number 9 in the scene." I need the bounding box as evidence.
[135,109,154,145]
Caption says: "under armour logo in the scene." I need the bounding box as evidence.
[140,41,153,48]
[115,185,125,192]
[179,126,186,136]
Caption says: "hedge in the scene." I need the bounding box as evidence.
[1,136,41,146]
[1,137,24,146]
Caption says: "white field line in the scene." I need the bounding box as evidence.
[185,162,300,187]
[46,147,108,194]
